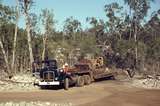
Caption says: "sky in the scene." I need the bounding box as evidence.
[3,0,160,31]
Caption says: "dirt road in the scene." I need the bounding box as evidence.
[0,80,160,106]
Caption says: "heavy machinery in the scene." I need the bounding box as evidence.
[33,57,117,90]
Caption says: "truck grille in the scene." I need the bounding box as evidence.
[43,71,55,81]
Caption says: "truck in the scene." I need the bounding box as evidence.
[33,57,117,90]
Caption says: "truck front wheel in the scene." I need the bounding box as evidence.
[77,76,84,87]
[64,78,69,90]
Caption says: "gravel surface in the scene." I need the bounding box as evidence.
[116,72,160,89]
[131,77,160,89]
[0,74,39,91]
[0,80,160,106]
[0,101,73,106]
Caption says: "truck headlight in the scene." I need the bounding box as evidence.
[60,69,64,72]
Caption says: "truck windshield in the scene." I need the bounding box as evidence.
[42,60,57,67]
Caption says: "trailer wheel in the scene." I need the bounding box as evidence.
[84,75,91,85]
[64,78,69,90]
[77,76,84,87]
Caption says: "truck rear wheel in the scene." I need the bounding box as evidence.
[84,75,91,85]
[64,78,69,90]
[77,76,84,87]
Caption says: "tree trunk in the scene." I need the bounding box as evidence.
[129,6,132,41]
[12,24,18,72]
[25,13,34,70]
[0,38,10,75]
[119,32,122,40]
[134,21,138,64]
[11,0,19,73]
[42,34,47,61]
[134,0,138,64]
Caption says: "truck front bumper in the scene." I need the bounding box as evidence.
[39,81,60,86]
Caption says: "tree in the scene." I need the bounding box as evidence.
[0,1,15,76]
[104,2,123,39]
[40,9,55,60]
[11,0,20,73]
[86,17,105,44]
[142,9,160,60]
[19,0,34,69]
[124,0,154,62]
[63,16,82,40]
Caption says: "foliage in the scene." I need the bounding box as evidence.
[0,0,159,75]
[63,16,82,40]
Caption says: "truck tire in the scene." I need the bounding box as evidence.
[84,75,91,85]
[64,78,69,90]
[77,76,84,87]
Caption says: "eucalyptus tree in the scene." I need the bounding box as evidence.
[11,0,20,72]
[124,0,154,61]
[86,17,105,31]
[19,0,34,69]
[40,8,55,60]
[143,9,160,60]
[86,17,105,44]
[104,2,124,40]
[63,16,82,40]
[0,1,15,76]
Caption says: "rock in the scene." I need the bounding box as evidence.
[27,102,34,106]
[11,74,37,83]
[0,102,60,106]
[0,73,39,92]
[0,103,5,106]
[131,78,160,89]
[5,102,13,106]
[45,102,51,106]
[19,101,26,106]
[156,75,160,80]
[147,75,154,79]
[14,103,20,106]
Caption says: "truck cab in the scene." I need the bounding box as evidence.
[33,60,69,89]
